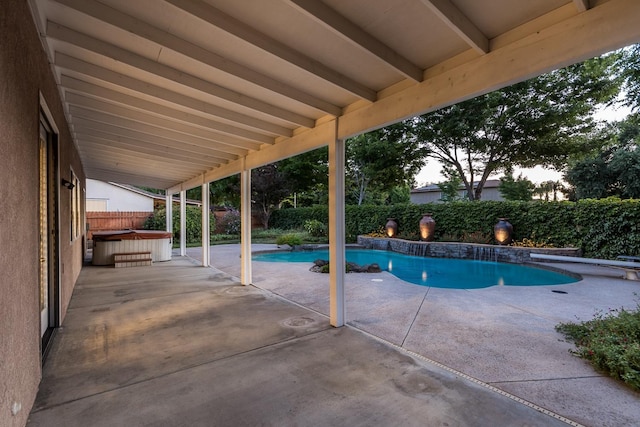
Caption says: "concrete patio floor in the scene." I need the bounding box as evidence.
[28,245,640,426]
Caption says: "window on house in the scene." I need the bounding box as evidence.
[86,199,108,211]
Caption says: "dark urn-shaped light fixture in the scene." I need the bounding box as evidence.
[494,218,513,245]
[385,218,398,238]
[419,213,436,241]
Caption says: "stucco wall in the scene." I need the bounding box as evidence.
[0,1,85,425]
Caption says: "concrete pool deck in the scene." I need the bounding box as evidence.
[194,243,640,426]
[28,244,639,426]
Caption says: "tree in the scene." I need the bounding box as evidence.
[386,184,411,204]
[209,175,240,208]
[276,147,328,207]
[567,147,640,200]
[206,166,296,227]
[408,53,622,200]
[436,165,463,202]
[534,180,564,201]
[565,152,615,199]
[610,148,640,198]
[565,115,640,199]
[135,186,165,195]
[619,44,640,110]
[346,124,426,205]
[251,164,290,228]
[498,172,534,201]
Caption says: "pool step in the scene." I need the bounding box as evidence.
[113,252,152,268]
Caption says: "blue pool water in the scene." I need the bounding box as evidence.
[253,249,578,289]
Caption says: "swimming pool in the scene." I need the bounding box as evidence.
[253,249,579,289]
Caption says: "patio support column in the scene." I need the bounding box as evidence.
[180,190,186,256]
[240,166,252,285]
[328,121,345,327]
[201,181,210,267]
[166,192,173,235]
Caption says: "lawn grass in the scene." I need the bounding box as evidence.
[172,228,328,248]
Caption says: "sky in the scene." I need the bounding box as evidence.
[414,104,633,187]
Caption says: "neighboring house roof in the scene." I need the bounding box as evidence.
[411,179,501,194]
[89,180,203,206]
[109,182,203,206]
[107,182,166,200]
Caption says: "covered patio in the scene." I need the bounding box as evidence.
[27,0,640,327]
[3,1,640,426]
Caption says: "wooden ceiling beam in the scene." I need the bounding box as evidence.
[291,0,423,81]
[85,166,191,188]
[55,54,291,137]
[573,0,590,12]
[61,77,271,146]
[47,21,315,128]
[77,136,220,168]
[65,94,262,151]
[52,0,342,116]
[68,105,250,156]
[80,157,201,179]
[164,0,377,101]
[418,0,489,54]
[72,121,235,162]
[71,120,234,162]
[79,146,209,175]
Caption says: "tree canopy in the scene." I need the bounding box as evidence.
[498,172,534,201]
[619,44,640,111]
[277,147,328,207]
[407,53,623,200]
[345,123,426,205]
[565,115,640,200]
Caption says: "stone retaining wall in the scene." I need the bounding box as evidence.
[357,236,581,264]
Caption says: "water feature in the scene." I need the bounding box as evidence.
[358,236,581,264]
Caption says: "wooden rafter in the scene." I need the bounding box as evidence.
[419,0,489,54]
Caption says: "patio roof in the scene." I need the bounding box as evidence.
[28,0,640,192]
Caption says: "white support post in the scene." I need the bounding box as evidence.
[328,122,345,327]
[180,190,186,257]
[165,193,173,235]
[201,182,210,267]
[240,168,252,285]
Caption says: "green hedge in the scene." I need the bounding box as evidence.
[144,206,216,244]
[269,199,640,259]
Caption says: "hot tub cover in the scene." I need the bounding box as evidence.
[92,230,173,241]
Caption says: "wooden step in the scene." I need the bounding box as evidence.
[113,252,152,268]
[115,259,152,268]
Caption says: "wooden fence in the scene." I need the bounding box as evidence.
[86,211,152,239]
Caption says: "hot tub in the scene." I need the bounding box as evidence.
[92,230,173,265]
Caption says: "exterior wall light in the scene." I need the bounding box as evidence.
[61,178,75,190]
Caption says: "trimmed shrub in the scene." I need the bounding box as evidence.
[304,219,327,237]
[556,302,640,390]
[143,206,216,244]
[269,199,640,259]
[276,233,303,246]
[220,210,241,235]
